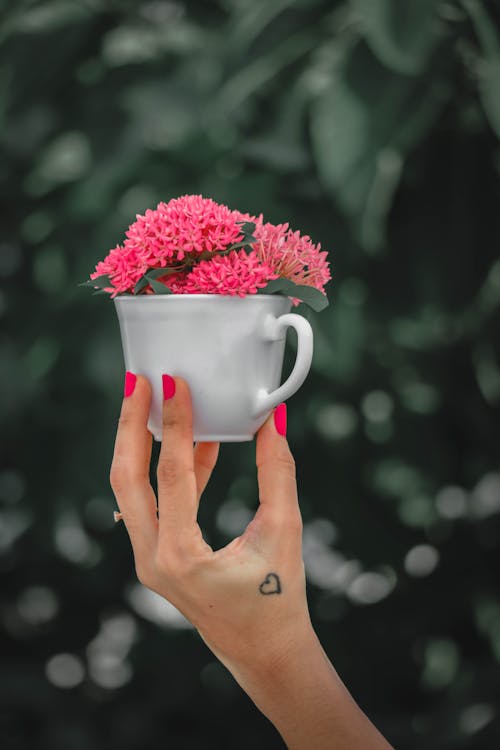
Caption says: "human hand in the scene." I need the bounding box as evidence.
[110,373,313,677]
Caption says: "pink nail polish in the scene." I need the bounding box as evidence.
[274,403,287,436]
[124,371,137,397]
[162,373,176,400]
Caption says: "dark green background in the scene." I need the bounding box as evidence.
[2,0,500,748]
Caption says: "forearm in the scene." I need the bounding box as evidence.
[227,625,394,750]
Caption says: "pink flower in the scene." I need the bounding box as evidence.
[165,249,280,296]
[86,194,332,303]
[233,211,332,306]
[90,194,245,295]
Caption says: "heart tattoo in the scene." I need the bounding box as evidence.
[258,572,282,595]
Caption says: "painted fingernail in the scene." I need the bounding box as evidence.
[274,403,287,436]
[162,373,176,400]
[124,371,137,397]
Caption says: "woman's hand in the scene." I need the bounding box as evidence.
[110,372,395,750]
[110,373,313,677]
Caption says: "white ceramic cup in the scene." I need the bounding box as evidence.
[113,294,313,442]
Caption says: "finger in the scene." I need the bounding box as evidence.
[194,441,220,501]
[157,375,199,544]
[110,373,158,560]
[253,403,302,531]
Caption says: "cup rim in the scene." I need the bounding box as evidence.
[113,293,291,301]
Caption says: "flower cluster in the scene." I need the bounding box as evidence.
[163,249,280,297]
[233,210,331,306]
[87,194,331,305]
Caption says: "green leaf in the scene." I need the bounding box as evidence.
[259,277,329,312]
[235,221,256,235]
[352,0,440,75]
[227,236,257,251]
[134,275,149,294]
[145,273,174,294]
[134,266,187,294]
[78,274,112,289]
[224,222,257,254]
[147,267,183,278]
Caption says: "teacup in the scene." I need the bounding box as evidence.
[114,294,313,442]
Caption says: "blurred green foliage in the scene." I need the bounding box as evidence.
[1,0,500,748]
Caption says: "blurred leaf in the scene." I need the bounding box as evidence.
[352,0,441,74]
[32,131,92,186]
[478,58,500,138]
[310,42,448,250]
[205,31,317,119]
[464,0,500,139]
[223,0,300,57]
[4,0,92,37]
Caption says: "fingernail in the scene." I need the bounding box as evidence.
[162,373,176,400]
[124,371,137,398]
[274,403,287,436]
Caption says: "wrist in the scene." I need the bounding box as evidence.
[224,621,394,750]
[226,614,319,690]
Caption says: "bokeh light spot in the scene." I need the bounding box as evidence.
[361,390,394,423]
[421,638,460,689]
[459,703,495,734]
[35,131,92,184]
[315,403,358,441]
[127,583,193,629]
[347,571,395,605]
[435,485,468,519]
[216,498,253,537]
[45,653,85,689]
[17,585,59,626]
[404,544,439,577]
[470,473,500,518]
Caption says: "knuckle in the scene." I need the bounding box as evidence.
[110,463,144,494]
[274,452,297,477]
[118,411,134,430]
[162,407,191,431]
[267,509,303,534]
[154,546,198,579]
[109,464,124,493]
[157,457,178,486]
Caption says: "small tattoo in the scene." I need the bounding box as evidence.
[258,572,282,595]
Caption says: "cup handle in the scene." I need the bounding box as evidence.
[251,312,313,419]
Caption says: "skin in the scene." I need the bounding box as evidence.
[110,374,394,750]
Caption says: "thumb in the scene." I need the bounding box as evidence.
[254,403,302,529]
